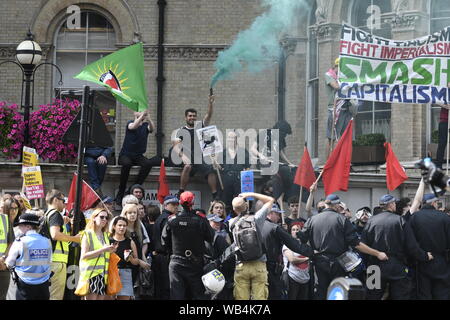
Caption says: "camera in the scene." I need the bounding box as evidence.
[415,158,450,194]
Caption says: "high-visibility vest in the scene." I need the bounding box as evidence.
[78,230,110,284]
[0,214,9,256]
[46,210,70,264]
[15,232,52,285]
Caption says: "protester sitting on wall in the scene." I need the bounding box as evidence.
[115,110,161,205]
[170,95,218,200]
[84,144,112,197]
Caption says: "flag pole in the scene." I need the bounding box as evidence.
[297,142,307,219]
[297,186,303,219]
[210,154,224,190]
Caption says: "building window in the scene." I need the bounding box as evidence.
[54,11,117,154]
[430,0,450,140]
[350,0,392,140]
[307,0,318,158]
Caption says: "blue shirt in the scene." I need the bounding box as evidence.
[120,121,151,157]
[8,231,52,285]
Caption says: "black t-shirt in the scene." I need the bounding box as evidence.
[176,122,205,162]
[47,209,64,251]
[120,121,151,157]
[110,237,134,269]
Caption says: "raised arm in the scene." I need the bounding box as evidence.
[203,95,215,126]
[304,182,318,219]
[410,178,425,214]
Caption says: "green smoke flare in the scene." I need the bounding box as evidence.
[210,0,310,88]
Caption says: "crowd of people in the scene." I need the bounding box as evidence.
[0,171,449,300]
[0,89,449,301]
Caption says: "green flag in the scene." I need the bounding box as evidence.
[74,42,148,112]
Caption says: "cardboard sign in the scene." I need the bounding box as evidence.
[22,147,39,167]
[196,125,222,157]
[22,166,45,200]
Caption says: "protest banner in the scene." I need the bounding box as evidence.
[22,166,45,200]
[196,125,223,157]
[338,24,450,105]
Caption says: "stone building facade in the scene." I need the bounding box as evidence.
[0,0,448,210]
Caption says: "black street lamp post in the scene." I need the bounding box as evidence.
[0,30,63,155]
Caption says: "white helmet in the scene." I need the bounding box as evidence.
[202,269,225,294]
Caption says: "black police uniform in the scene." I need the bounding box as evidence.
[152,209,173,299]
[361,210,423,300]
[407,205,450,300]
[261,219,313,300]
[204,230,235,300]
[298,208,361,300]
[161,209,214,300]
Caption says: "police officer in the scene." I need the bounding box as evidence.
[298,194,388,300]
[407,194,450,300]
[161,191,214,299]
[152,195,179,300]
[361,194,429,300]
[261,204,313,300]
[5,214,52,300]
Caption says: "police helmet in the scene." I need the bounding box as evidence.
[201,269,225,294]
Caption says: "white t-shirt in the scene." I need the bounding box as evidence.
[282,244,310,284]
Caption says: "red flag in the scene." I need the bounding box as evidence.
[322,120,353,196]
[384,142,408,191]
[157,159,170,204]
[294,145,316,189]
[66,173,101,213]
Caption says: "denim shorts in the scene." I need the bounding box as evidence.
[117,268,134,297]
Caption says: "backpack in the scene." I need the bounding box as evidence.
[231,215,264,262]
[38,209,58,251]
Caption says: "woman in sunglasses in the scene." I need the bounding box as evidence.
[2,198,21,227]
[79,208,117,300]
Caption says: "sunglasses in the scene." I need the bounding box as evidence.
[98,215,108,220]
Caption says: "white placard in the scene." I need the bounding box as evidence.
[196,125,223,157]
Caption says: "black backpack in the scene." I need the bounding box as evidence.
[232,215,264,262]
[38,209,58,251]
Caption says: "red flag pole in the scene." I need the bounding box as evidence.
[297,186,303,218]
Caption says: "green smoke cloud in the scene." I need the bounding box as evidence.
[210,0,310,88]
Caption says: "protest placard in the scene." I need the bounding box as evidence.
[196,125,223,157]
[22,166,45,200]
